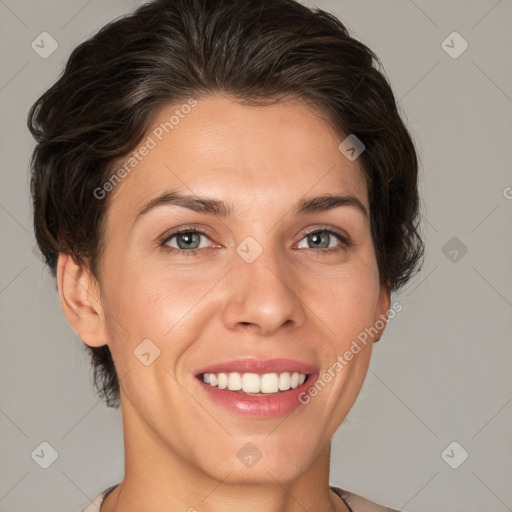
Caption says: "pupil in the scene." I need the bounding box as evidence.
[178,232,199,249]
[310,231,328,249]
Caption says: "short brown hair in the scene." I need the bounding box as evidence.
[28,0,424,408]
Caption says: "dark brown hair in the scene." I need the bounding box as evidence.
[28,0,424,408]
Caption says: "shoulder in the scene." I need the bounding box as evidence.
[81,484,119,512]
[330,485,403,512]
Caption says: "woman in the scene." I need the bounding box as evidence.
[28,0,424,510]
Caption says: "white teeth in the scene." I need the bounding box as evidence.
[202,371,308,394]
[278,372,291,390]
[260,373,279,393]
[242,373,261,393]
[227,372,242,390]
[217,372,228,389]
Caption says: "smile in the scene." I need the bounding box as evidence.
[201,371,308,394]
[195,371,319,418]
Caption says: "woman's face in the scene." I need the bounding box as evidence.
[88,96,390,483]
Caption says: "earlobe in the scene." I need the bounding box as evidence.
[56,253,108,347]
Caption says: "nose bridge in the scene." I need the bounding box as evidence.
[237,234,293,299]
[241,240,288,290]
[221,233,304,332]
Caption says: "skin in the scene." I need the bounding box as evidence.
[58,95,391,512]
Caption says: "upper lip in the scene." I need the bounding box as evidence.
[195,358,318,376]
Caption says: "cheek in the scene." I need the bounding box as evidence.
[100,250,182,327]
[100,259,216,363]
[305,260,381,344]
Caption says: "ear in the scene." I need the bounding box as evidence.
[56,253,108,347]
[373,279,391,343]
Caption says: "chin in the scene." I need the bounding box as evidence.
[202,448,313,486]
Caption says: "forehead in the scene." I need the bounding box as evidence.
[106,96,368,224]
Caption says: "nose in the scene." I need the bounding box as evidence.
[221,244,306,336]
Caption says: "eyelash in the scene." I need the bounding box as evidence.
[159,226,350,257]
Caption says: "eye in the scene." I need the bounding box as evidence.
[159,226,350,257]
[160,228,213,256]
[296,229,349,253]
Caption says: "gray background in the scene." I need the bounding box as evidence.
[1,0,511,511]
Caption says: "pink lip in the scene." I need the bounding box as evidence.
[194,357,319,376]
[196,371,320,418]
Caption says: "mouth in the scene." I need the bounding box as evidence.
[195,370,318,418]
[196,371,312,395]
[194,357,318,395]
[193,358,319,417]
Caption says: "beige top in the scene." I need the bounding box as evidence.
[82,484,402,512]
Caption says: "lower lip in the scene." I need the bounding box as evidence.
[196,373,319,418]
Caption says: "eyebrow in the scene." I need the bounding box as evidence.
[133,189,368,225]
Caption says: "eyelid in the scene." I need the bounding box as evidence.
[159,225,218,246]
[295,224,350,244]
